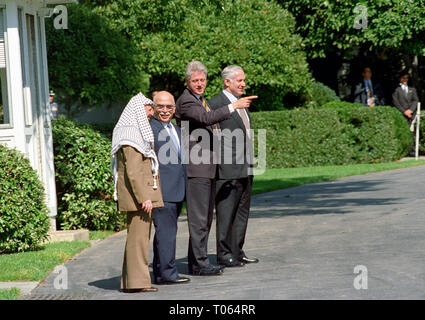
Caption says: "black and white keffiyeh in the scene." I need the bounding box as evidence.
[111,92,158,200]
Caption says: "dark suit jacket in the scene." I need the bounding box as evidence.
[392,86,419,114]
[353,80,385,106]
[208,91,253,179]
[175,88,231,179]
[150,117,186,203]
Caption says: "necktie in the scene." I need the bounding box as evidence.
[238,108,251,139]
[202,97,220,133]
[367,82,373,98]
[166,123,180,157]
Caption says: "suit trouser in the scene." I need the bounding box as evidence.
[186,177,215,271]
[215,176,253,262]
[121,210,152,289]
[406,112,417,153]
[153,202,182,282]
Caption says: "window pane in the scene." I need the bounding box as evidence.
[0,8,10,126]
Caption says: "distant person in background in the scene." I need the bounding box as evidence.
[392,71,419,157]
[49,91,59,119]
[152,91,160,101]
[353,66,385,107]
[392,71,419,125]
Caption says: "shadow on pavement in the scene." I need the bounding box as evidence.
[88,276,121,292]
[250,178,402,218]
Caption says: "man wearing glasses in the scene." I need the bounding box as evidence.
[150,91,190,285]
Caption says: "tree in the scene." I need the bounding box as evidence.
[45,4,148,117]
[81,0,314,110]
[278,0,425,102]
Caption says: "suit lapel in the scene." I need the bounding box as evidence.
[152,118,180,159]
[220,91,247,133]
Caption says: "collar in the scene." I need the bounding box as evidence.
[222,89,239,103]
[162,121,173,128]
[187,87,202,101]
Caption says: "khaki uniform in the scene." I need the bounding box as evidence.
[116,146,164,289]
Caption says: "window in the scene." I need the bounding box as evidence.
[0,8,10,126]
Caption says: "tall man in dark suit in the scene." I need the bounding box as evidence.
[150,91,190,285]
[353,66,385,107]
[209,65,259,267]
[175,61,257,276]
[392,71,419,156]
[392,71,419,125]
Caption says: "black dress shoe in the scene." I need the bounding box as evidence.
[218,258,245,268]
[240,256,259,264]
[191,265,223,276]
[121,287,158,293]
[156,276,191,285]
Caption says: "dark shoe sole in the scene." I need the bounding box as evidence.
[190,270,223,276]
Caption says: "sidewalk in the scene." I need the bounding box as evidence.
[22,165,425,299]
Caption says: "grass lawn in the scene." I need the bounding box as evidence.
[0,241,91,282]
[89,230,116,240]
[0,288,20,300]
[252,159,425,194]
[0,230,118,300]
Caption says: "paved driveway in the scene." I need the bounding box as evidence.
[24,165,425,300]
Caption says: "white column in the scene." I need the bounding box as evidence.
[5,2,26,151]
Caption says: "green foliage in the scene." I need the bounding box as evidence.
[45,4,148,116]
[84,0,313,110]
[419,114,425,154]
[320,101,364,109]
[251,103,412,168]
[0,144,50,253]
[279,0,425,58]
[51,119,124,231]
[307,81,340,108]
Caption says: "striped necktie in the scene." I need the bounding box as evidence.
[166,123,180,157]
[202,97,220,133]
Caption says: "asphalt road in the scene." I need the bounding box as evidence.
[24,165,425,300]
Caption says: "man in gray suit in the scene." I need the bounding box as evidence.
[392,71,419,156]
[209,65,258,268]
[392,71,419,125]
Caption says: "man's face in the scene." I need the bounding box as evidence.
[144,104,154,121]
[225,69,246,97]
[362,68,372,80]
[154,93,176,123]
[399,75,409,85]
[49,96,54,103]
[187,71,207,95]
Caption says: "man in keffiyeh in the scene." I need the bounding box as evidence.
[111,92,164,293]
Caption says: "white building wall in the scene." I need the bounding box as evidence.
[0,0,57,230]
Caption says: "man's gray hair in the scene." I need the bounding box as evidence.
[221,65,243,85]
[185,61,208,81]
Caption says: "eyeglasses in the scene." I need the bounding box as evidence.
[155,104,175,110]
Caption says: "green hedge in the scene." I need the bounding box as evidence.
[307,81,340,108]
[0,144,50,253]
[52,119,124,231]
[251,103,412,168]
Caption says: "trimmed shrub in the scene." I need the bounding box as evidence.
[52,119,124,231]
[0,144,50,253]
[320,101,364,109]
[251,103,412,168]
[308,82,340,108]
